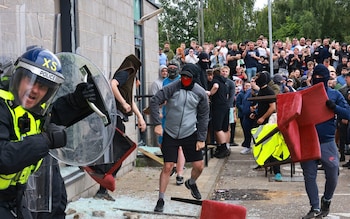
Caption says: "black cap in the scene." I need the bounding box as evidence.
[180,70,193,78]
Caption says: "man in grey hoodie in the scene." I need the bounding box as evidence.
[150,70,209,212]
[150,65,168,95]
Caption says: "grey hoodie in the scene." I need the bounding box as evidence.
[150,65,167,95]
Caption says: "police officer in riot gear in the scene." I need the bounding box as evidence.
[0,48,96,219]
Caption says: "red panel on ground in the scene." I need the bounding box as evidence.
[200,200,247,219]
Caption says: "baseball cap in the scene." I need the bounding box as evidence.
[180,71,193,78]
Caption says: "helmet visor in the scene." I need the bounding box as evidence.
[10,61,64,116]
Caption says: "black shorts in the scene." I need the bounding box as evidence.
[161,131,203,163]
[211,108,229,132]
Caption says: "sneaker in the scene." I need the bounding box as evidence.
[170,167,176,176]
[340,154,345,162]
[317,165,324,170]
[302,208,322,219]
[176,176,184,185]
[320,196,331,217]
[185,180,202,200]
[230,142,239,146]
[274,173,282,182]
[94,191,115,201]
[253,165,263,170]
[240,147,251,155]
[154,198,164,212]
[214,147,230,159]
[342,161,350,167]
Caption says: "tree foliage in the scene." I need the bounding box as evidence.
[204,0,255,42]
[257,0,350,42]
[158,0,199,47]
[158,0,350,48]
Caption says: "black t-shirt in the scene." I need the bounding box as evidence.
[210,75,229,109]
[256,86,275,125]
[113,70,128,86]
[112,70,129,114]
[227,49,241,69]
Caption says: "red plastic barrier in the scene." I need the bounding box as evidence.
[199,200,247,219]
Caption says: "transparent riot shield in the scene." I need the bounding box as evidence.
[50,52,117,166]
[25,156,53,212]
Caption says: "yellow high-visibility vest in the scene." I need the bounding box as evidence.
[251,123,290,166]
[0,90,42,190]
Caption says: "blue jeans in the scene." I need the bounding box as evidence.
[300,141,339,209]
[246,67,257,81]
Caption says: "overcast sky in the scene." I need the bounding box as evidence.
[254,0,268,10]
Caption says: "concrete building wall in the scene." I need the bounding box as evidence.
[0,0,160,201]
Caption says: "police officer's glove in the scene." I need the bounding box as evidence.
[42,123,67,149]
[73,82,97,106]
[326,99,336,111]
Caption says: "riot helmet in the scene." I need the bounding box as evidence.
[0,58,14,90]
[10,48,65,116]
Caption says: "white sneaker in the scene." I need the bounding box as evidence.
[240,147,251,155]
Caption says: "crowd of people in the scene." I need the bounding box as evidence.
[157,36,350,218]
[2,36,348,218]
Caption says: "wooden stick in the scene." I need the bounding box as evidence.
[247,95,276,101]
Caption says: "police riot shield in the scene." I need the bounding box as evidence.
[49,52,117,166]
[26,156,53,212]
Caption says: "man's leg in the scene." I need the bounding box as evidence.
[320,141,339,217]
[159,162,175,193]
[175,147,185,185]
[191,160,204,180]
[214,130,230,158]
[185,160,204,200]
[338,123,347,162]
[300,160,320,210]
[154,132,178,212]
[154,161,174,212]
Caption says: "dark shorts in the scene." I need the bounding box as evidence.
[161,132,203,163]
[211,108,229,132]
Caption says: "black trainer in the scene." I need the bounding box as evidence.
[340,155,345,162]
[93,190,115,201]
[176,176,184,185]
[214,147,230,159]
[185,179,201,200]
[342,161,350,167]
[154,198,164,212]
[302,208,322,219]
[320,196,331,217]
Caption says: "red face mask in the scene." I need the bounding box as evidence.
[181,76,193,87]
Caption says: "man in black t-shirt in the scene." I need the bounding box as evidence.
[206,68,230,158]
[227,43,242,78]
[250,71,281,181]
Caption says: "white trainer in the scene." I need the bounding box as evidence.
[240,147,251,155]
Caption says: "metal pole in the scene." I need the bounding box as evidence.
[200,0,204,45]
[268,0,273,77]
[197,0,201,45]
